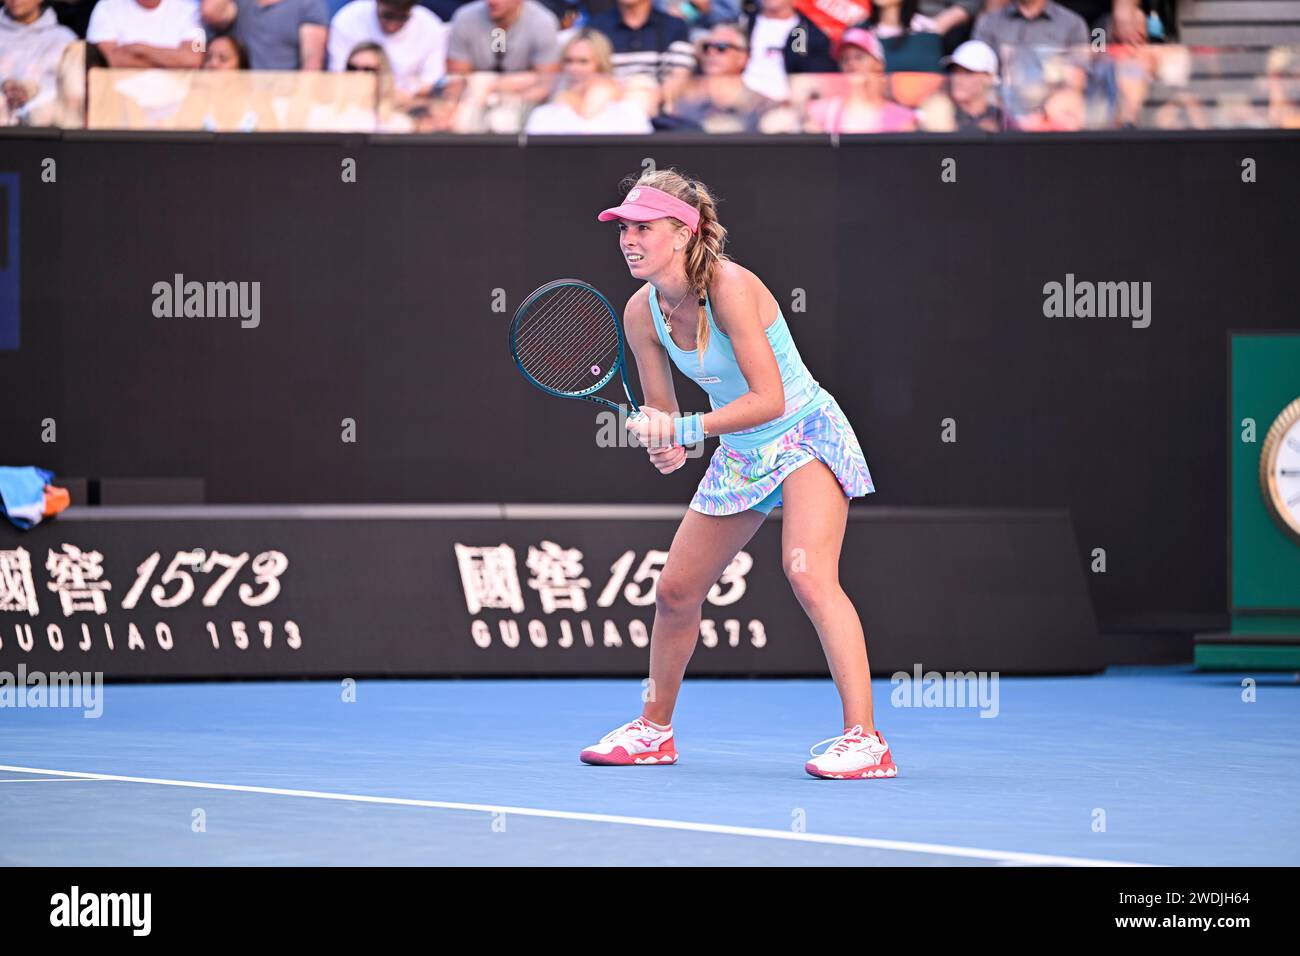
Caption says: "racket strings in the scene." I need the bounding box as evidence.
[557,336,618,392]
[515,286,588,364]
[516,288,601,376]
[515,287,620,394]
[551,330,620,393]
[521,289,615,375]
[520,312,609,392]
[515,289,595,373]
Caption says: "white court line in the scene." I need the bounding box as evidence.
[0,777,105,784]
[0,764,1152,867]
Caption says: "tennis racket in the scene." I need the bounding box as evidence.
[509,278,647,426]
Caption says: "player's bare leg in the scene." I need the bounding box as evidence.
[642,507,768,725]
[779,459,874,733]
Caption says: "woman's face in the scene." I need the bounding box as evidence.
[841,45,886,98]
[563,40,600,82]
[618,218,687,281]
[347,49,384,72]
[203,37,241,70]
[840,45,884,79]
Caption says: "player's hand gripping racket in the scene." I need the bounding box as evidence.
[509,279,648,427]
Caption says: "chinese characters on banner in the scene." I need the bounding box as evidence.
[455,541,768,652]
[0,544,300,654]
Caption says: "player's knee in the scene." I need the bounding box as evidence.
[655,572,703,614]
[786,568,838,614]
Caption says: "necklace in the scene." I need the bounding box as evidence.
[658,285,694,334]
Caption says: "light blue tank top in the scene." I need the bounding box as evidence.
[647,284,832,452]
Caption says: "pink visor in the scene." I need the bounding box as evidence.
[597,185,701,234]
[834,27,885,63]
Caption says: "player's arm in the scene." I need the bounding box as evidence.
[624,285,682,418]
[624,286,690,472]
[699,265,784,437]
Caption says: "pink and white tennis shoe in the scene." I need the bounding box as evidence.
[805,725,898,779]
[580,716,678,766]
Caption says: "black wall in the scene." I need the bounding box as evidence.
[3,129,1299,633]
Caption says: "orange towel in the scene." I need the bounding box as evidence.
[43,484,70,518]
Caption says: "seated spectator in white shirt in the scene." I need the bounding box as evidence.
[743,0,799,103]
[445,0,560,74]
[199,0,329,70]
[87,0,206,69]
[0,0,76,124]
[524,28,651,133]
[327,0,447,95]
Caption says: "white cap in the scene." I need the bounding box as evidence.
[942,40,999,76]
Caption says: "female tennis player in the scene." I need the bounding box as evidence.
[579,169,897,779]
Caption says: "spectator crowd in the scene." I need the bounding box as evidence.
[2,0,1297,131]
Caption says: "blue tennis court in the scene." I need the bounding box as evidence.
[2,667,1296,867]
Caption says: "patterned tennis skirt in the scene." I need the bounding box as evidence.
[690,395,875,517]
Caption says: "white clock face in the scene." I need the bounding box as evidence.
[1264,404,1300,542]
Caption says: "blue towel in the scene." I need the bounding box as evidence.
[0,466,55,529]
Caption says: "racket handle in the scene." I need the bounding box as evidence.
[627,409,647,425]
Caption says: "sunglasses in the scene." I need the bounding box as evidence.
[347,63,380,72]
[701,42,744,54]
[377,8,411,22]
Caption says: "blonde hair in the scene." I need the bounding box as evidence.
[621,168,729,367]
[565,29,615,75]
